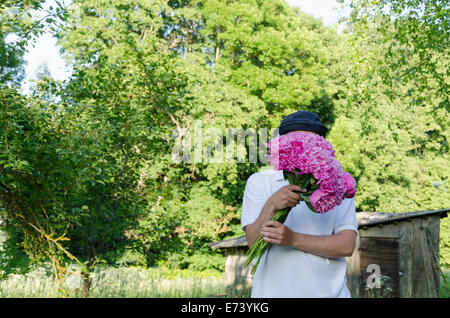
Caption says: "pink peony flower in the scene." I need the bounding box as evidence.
[267,131,356,213]
[309,189,338,213]
[343,172,357,198]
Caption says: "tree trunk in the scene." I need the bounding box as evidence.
[81,268,92,298]
[215,44,220,61]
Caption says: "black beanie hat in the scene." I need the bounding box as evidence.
[278,110,328,137]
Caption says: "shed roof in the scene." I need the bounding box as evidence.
[208,209,449,249]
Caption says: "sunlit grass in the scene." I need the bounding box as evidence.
[440,268,449,298]
[1,262,446,298]
[0,264,228,298]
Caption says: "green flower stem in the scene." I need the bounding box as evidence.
[244,208,290,273]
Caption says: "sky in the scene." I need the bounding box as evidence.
[22,0,349,92]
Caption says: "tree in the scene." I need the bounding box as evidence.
[328,1,449,268]
[338,0,450,112]
[48,0,341,278]
[168,0,337,126]
[0,0,77,294]
[0,0,65,86]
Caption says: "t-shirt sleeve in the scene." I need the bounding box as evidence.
[333,197,358,235]
[241,173,268,231]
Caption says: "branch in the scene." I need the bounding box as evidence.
[0,180,11,193]
[0,13,57,75]
[112,148,129,211]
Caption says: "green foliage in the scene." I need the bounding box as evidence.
[0,0,448,291]
[0,228,32,278]
[49,0,337,271]
[186,254,225,272]
[339,0,450,111]
[327,4,449,211]
[441,268,450,298]
[163,253,225,272]
[0,0,66,85]
[0,85,74,263]
[441,217,450,269]
[335,0,450,267]
[364,275,394,298]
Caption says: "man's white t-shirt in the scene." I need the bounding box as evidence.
[241,168,358,298]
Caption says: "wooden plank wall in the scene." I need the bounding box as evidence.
[346,215,442,297]
[358,237,400,297]
[410,216,440,297]
[225,247,253,295]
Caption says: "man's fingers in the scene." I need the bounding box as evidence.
[263,236,280,245]
[261,226,282,239]
[261,230,279,239]
[286,193,302,206]
[261,226,279,234]
[289,185,307,193]
[264,220,282,227]
[288,191,302,201]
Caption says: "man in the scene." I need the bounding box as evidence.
[241,110,358,298]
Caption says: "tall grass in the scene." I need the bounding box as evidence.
[0,264,228,298]
[441,268,450,298]
[2,263,446,298]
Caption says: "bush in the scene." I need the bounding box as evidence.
[187,254,225,272]
[162,252,225,272]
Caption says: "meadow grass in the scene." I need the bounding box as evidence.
[0,264,228,298]
[440,268,449,298]
[0,264,448,298]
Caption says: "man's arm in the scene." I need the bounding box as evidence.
[244,201,276,248]
[244,184,305,248]
[260,220,356,258]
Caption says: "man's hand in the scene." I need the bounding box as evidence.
[260,221,357,258]
[266,184,306,211]
[244,184,305,248]
[260,220,295,247]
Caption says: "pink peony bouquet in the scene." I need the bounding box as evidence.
[244,131,357,274]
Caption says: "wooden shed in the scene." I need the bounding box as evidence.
[208,209,449,298]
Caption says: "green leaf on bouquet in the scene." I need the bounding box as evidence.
[283,170,293,183]
[299,193,316,213]
[301,177,310,189]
